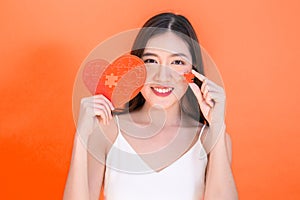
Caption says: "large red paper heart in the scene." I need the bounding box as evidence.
[82,59,110,94]
[95,55,147,108]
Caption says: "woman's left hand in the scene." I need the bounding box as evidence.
[189,70,238,199]
[188,70,226,125]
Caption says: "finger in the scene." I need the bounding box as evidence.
[91,99,113,119]
[201,103,210,116]
[86,103,110,122]
[202,84,210,98]
[200,81,206,94]
[205,79,223,90]
[199,79,225,99]
[204,91,226,103]
[93,95,115,111]
[87,97,114,119]
[189,83,212,114]
[189,83,203,101]
[191,69,207,82]
[94,105,110,122]
[206,97,214,108]
[93,94,115,110]
[189,83,211,108]
[86,106,107,125]
[203,83,224,94]
[201,92,214,107]
[204,87,224,94]
[191,70,224,93]
[94,108,109,125]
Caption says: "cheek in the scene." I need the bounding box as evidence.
[166,63,193,79]
[172,82,189,99]
[172,65,193,75]
[140,86,151,99]
[144,65,157,83]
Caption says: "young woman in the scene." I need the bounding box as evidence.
[64,12,238,200]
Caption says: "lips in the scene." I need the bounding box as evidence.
[151,86,174,97]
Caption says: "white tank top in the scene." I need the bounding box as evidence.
[104,116,207,200]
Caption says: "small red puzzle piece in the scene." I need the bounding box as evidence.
[184,72,195,83]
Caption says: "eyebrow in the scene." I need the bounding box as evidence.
[170,53,189,59]
[142,52,158,57]
[142,52,189,59]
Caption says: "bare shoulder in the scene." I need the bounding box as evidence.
[225,132,232,150]
[225,132,233,163]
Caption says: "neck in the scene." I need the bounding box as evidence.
[139,101,182,127]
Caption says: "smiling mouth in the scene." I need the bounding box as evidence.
[151,86,174,97]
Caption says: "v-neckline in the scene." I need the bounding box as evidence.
[112,115,207,173]
[118,129,202,173]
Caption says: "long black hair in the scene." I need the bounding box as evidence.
[128,12,207,125]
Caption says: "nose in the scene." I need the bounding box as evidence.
[153,64,171,82]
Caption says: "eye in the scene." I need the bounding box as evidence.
[172,60,185,65]
[143,59,158,64]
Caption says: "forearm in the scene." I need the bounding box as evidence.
[204,126,238,200]
[63,133,90,200]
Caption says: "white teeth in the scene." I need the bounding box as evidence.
[153,87,172,93]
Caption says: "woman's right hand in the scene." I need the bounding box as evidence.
[76,94,115,137]
[64,94,114,200]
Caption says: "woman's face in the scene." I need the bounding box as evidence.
[140,31,193,109]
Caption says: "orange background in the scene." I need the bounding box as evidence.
[1,0,299,199]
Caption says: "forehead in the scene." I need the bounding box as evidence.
[144,32,192,59]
